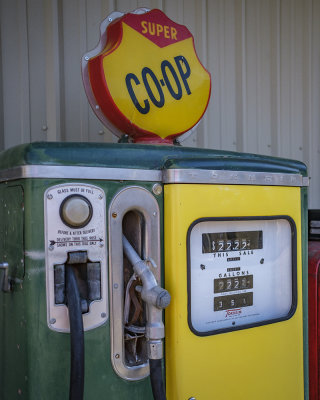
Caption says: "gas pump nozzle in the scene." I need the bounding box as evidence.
[122,234,170,360]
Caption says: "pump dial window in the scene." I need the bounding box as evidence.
[187,216,297,336]
[59,194,93,228]
[202,231,263,253]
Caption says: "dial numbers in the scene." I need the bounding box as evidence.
[214,292,253,311]
[202,230,262,253]
[214,275,253,293]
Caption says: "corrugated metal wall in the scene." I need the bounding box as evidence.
[0,0,319,207]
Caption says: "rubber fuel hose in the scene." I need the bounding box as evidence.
[149,359,166,400]
[66,266,85,400]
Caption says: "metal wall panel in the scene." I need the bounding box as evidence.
[0,0,319,207]
[1,0,31,147]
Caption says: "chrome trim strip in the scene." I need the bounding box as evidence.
[0,165,162,182]
[163,169,309,187]
[0,165,309,186]
[109,186,160,380]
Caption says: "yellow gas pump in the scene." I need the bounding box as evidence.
[165,182,306,399]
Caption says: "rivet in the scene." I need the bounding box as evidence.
[47,194,53,200]
[84,56,89,61]
[108,17,113,22]
[101,312,106,318]
[98,194,103,199]
[112,212,117,218]
[50,318,56,324]
[95,105,100,109]
[188,398,196,400]
[99,243,104,248]
[153,212,157,217]
[49,245,54,251]
[115,353,120,359]
[42,125,48,131]
[152,184,162,196]
[98,130,104,135]
[114,283,118,289]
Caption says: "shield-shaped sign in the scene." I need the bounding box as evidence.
[82,8,211,144]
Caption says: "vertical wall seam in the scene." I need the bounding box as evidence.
[201,0,208,148]
[276,0,281,156]
[256,1,261,153]
[306,0,313,172]
[220,0,225,149]
[241,0,247,152]
[24,0,32,143]
[55,0,62,142]
[58,0,66,141]
[45,0,62,141]
[290,1,295,157]
[234,0,242,153]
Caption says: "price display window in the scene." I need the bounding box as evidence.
[187,216,297,335]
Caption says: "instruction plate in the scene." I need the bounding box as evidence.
[44,183,108,332]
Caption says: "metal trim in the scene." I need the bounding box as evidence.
[163,169,309,187]
[0,165,162,182]
[108,186,161,381]
[0,165,309,187]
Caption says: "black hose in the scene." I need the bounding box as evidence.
[149,359,166,400]
[66,266,85,400]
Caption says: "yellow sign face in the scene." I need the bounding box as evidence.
[87,9,211,143]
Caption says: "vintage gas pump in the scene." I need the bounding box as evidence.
[0,8,309,400]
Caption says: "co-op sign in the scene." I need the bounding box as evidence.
[83,9,211,143]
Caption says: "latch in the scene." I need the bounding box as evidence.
[0,262,10,292]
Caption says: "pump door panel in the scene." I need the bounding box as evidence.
[164,184,304,400]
